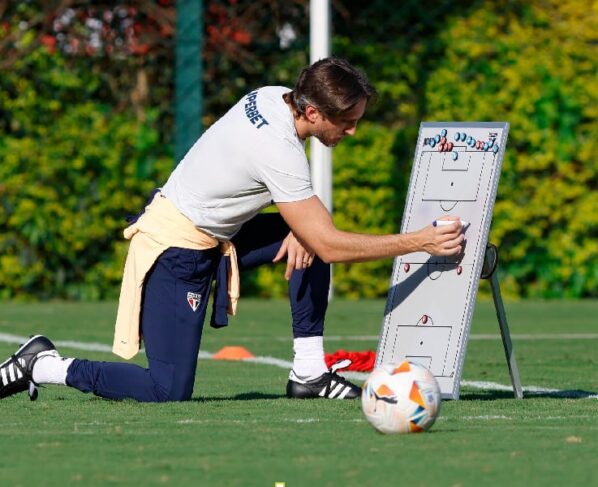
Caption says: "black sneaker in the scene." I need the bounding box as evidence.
[286,359,361,399]
[0,335,56,401]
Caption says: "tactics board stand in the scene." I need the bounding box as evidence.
[481,243,523,399]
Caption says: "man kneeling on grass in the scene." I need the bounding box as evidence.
[0,58,464,403]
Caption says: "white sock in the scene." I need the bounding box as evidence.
[292,336,328,380]
[32,351,74,385]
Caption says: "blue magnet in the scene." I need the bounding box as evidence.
[434,134,441,143]
[454,132,461,141]
[483,142,489,151]
[441,129,447,137]
[430,139,436,148]
[493,145,499,154]
[424,138,429,146]
[452,151,458,161]
[466,136,472,145]
[488,138,494,148]
[461,132,467,141]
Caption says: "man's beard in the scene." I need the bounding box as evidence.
[314,132,339,147]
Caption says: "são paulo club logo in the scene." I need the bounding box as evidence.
[187,292,202,312]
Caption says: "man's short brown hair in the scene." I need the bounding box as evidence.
[283,57,377,119]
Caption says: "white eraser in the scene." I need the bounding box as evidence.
[434,220,470,228]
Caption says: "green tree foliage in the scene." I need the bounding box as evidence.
[422,1,598,297]
[331,123,404,298]
[0,44,172,299]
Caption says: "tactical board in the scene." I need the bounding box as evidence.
[376,122,509,399]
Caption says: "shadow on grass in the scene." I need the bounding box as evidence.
[460,389,597,401]
[524,389,598,399]
[192,392,287,402]
[459,391,518,401]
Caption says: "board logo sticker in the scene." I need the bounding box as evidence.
[187,292,201,312]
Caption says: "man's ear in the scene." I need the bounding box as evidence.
[304,105,321,123]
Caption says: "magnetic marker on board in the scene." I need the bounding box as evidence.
[433,220,470,229]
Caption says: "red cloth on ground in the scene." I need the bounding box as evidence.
[325,350,376,372]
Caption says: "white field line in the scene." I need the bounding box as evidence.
[1,332,596,399]
[0,332,113,353]
[470,333,598,340]
[188,333,598,343]
[311,333,598,342]
[174,418,365,425]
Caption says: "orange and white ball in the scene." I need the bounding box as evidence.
[361,360,441,434]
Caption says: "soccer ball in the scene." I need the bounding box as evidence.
[361,360,441,434]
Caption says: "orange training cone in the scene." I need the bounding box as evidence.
[213,346,255,360]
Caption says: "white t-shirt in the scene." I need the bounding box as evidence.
[161,86,314,240]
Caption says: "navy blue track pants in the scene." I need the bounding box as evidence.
[66,213,330,402]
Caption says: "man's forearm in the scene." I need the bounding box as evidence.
[311,230,419,264]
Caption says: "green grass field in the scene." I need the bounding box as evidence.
[1,298,597,486]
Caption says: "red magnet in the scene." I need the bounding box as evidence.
[403,263,410,273]
[440,136,447,145]
[447,142,454,151]
[421,314,429,324]
[457,265,463,275]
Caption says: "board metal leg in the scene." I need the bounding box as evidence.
[485,247,524,399]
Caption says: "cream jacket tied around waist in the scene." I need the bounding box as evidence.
[112,193,239,360]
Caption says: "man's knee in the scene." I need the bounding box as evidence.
[152,384,193,402]
[149,358,196,402]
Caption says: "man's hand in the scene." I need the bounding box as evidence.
[414,216,465,256]
[273,232,316,280]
